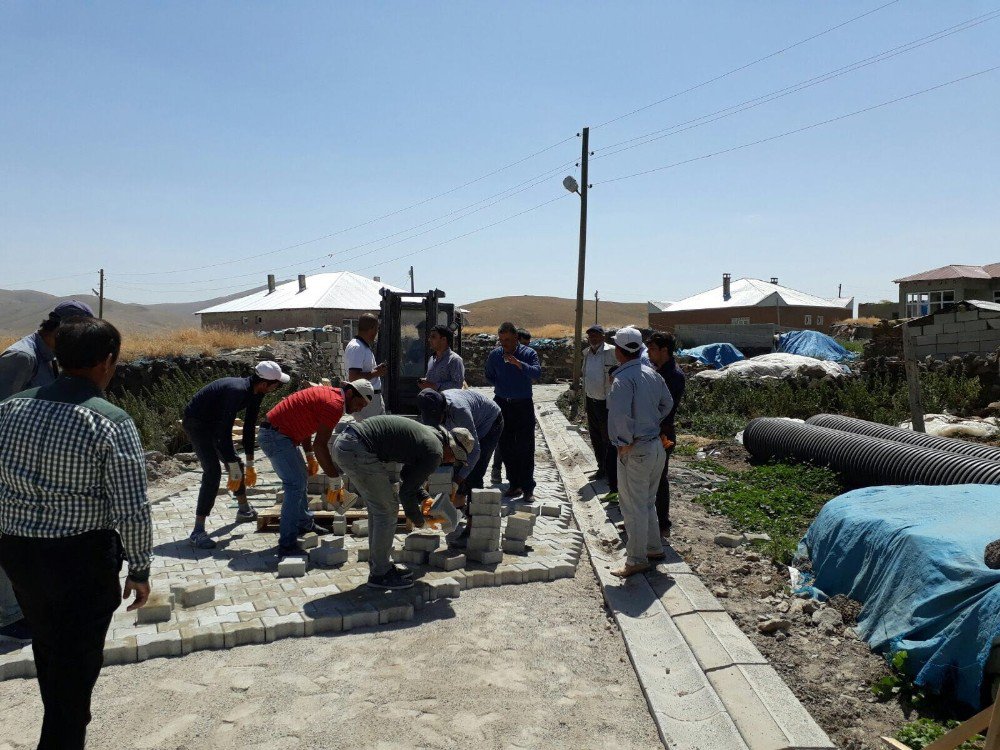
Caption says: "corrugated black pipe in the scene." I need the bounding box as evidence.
[742,418,1000,487]
[806,414,1000,464]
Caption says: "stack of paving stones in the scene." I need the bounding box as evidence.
[0,439,585,680]
[466,489,503,564]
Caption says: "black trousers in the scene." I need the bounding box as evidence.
[183,416,245,517]
[655,448,674,532]
[585,397,610,474]
[0,530,122,750]
[459,413,504,497]
[496,397,536,494]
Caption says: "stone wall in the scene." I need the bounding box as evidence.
[461,335,575,386]
[907,305,1000,359]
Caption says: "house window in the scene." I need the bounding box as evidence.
[343,318,358,340]
[241,315,249,325]
[816,315,824,325]
[906,290,954,317]
[804,315,812,326]
[731,317,750,325]
[993,290,1000,304]
[256,316,263,324]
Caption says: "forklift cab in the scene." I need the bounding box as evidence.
[376,288,463,415]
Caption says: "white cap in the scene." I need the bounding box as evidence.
[613,326,644,353]
[255,360,291,383]
[344,378,375,402]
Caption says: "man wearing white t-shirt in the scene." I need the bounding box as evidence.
[344,313,387,419]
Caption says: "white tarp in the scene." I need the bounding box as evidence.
[898,414,1000,440]
[694,352,847,382]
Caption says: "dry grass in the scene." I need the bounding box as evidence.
[1,327,262,362]
[839,317,883,326]
[465,323,574,338]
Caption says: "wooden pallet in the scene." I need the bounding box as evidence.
[882,698,1000,749]
[254,504,407,533]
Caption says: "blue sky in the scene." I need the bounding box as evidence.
[2,1,997,308]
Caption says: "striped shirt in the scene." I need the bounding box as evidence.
[0,376,153,579]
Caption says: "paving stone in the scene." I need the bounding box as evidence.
[298,532,320,550]
[550,562,576,579]
[172,583,216,608]
[309,546,349,567]
[351,520,369,537]
[136,631,183,661]
[222,620,266,648]
[426,577,460,598]
[674,612,769,672]
[341,603,379,631]
[277,558,307,577]
[495,565,523,585]
[262,613,306,642]
[470,504,501,517]
[466,537,500,552]
[470,488,502,503]
[103,637,138,666]
[331,519,348,535]
[403,532,441,552]
[136,594,173,625]
[179,625,225,654]
[320,535,344,550]
[539,503,561,517]
[502,538,527,554]
[357,547,370,562]
[302,599,344,634]
[647,572,727,617]
[503,514,535,540]
[520,562,548,583]
[428,549,466,571]
[469,524,501,540]
[396,549,428,565]
[0,650,35,680]
[470,515,502,529]
[467,548,503,565]
[373,600,415,624]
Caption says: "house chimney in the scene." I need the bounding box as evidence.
[373,276,381,283]
[267,274,275,294]
[770,277,779,285]
[723,273,731,301]
[297,274,306,293]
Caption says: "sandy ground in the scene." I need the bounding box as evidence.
[0,526,662,750]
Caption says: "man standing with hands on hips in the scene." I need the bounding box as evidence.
[345,313,387,419]
[606,326,673,578]
[485,321,542,501]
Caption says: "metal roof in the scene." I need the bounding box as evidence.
[894,263,1000,283]
[195,272,406,315]
[648,301,674,313]
[663,278,853,313]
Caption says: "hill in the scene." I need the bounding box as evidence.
[461,295,648,336]
[0,287,263,336]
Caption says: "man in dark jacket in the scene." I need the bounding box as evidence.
[646,331,686,537]
[182,361,290,548]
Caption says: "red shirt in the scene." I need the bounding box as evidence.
[266,386,345,445]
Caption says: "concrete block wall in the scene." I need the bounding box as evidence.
[910,308,1000,359]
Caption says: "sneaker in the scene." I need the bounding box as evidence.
[490,474,503,485]
[298,521,327,535]
[504,487,523,499]
[391,564,415,581]
[366,567,414,590]
[189,530,216,549]
[601,492,620,504]
[236,506,258,523]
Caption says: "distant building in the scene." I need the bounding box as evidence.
[894,263,1000,319]
[857,301,897,320]
[905,299,1000,359]
[196,272,406,333]
[648,275,853,333]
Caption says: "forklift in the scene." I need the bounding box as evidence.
[376,288,463,415]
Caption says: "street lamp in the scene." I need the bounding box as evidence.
[564,127,589,420]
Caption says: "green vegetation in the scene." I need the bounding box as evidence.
[896,718,983,750]
[836,338,867,354]
[680,373,982,439]
[872,651,928,707]
[691,460,843,563]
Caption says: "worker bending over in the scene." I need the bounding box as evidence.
[182,361,290,549]
[260,380,373,560]
[333,415,474,590]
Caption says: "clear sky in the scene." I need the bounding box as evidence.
[2,1,997,308]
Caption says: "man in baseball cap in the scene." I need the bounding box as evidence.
[0,299,95,400]
[181,361,291,548]
[607,326,674,578]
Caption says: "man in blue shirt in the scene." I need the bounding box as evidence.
[419,324,465,392]
[485,321,542,501]
[182,361,290,548]
[0,300,94,400]
[607,327,673,578]
[646,331,686,538]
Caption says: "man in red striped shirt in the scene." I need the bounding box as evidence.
[259,380,374,558]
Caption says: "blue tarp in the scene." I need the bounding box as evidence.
[675,343,744,369]
[777,330,857,362]
[798,485,1000,708]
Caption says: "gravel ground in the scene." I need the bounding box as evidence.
[0,520,661,750]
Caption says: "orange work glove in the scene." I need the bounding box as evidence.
[326,477,344,505]
[225,462,243,492]
[305,452,320,476]
[660,435,675,451]
[244,462,257,488]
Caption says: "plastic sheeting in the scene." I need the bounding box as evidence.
[777,330,857,362]
[693,352,847,381]
[898,414,1000,440]
[798,484,1000,708]
[675,342,744,369]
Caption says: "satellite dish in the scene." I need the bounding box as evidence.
[562,176,579,193]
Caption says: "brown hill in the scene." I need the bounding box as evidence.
[461,295,648,336]
[0,287,264,336]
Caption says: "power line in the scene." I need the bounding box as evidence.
[597,65,1000,186]
[592,0,902,130]
[591,9,1000,162]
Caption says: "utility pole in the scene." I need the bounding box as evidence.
[594,290,599,324]
[838,283,842,298]
[901,321,926,433]
[91,269,105,319]
[409,266,415,293]
[570,127,590,413]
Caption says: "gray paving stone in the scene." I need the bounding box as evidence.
[428,550,466,571]
[136,595,173,625]
[179,625,225,654]
[466,538,500,552]
[648,573,726,617]
[320,535,344,550]
[0,650,35,680]
[172,583,216,608]
[309,546,349,567]
[403,532,441,552]
[352,520,369,537]
[396,550,428,565]
[222,620,266,648]
[673,612,769,673]
[342,603,379,630]
[277,558,307,577]
[502,538,527,554]
[103,637,138,666]
[467,549,503,565]
[262,613,306,642]
[298,532,320,550]
[136,631,183,661]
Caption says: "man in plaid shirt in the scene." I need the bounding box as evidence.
[0,318,152,750]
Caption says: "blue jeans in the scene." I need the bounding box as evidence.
[259,427,311,551]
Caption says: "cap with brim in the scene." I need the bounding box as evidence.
[446,427,475,462]
[50,300,95,320]
[586,324,605,335]
[417,388,446,426]
[613,326,644,353]
[254,360,291,383]
[344,378,375,402]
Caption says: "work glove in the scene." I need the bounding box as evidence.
[660,435,675,451]
[326,476,344,505]
[226,462,243,492]
[244,460,257,488]
[305,452,320,476]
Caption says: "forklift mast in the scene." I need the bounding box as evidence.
[376,288,463,415]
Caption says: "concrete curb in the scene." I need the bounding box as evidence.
[535,401,835,750]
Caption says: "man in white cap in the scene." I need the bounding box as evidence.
[606,326,673,578]
[261,379,374,559]
[332,415,474,590]
[181,361,291,548]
